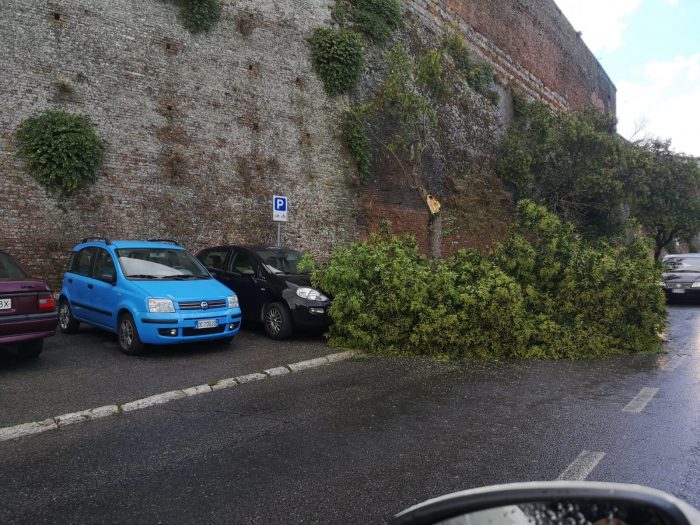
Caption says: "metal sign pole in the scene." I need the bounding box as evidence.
[276,222,281,248]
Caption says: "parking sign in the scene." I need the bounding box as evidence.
[273,195,288,222]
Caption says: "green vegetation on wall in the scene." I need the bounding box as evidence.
[341,104,372,182]
[15,111,104,196]
[310,202,666,360]
[310,28,365,95]
[353,0,401,45]
[178,0,222,34]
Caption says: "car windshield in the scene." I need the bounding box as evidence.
[0,252,28,280]
[664,256,700,273]
[116,248,210,279]
[256,249,307,275]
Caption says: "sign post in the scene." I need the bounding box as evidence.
[272,195,288,248]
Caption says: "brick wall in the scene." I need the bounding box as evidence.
[0,0,615,285]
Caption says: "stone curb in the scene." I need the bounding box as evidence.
[0,349,360,443]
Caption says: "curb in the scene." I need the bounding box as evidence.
[0,350,358,444]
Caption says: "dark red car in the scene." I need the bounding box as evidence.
[0,250,58,358]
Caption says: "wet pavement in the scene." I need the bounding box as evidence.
[0,305,698,523]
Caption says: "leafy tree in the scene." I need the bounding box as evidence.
[375,43,442,258]
[628,139,700,259]
[500,101,626,238]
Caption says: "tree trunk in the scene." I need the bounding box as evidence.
[428,213,442,260]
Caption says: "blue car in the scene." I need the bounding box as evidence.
[58,238,242,354]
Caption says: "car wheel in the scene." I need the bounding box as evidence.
[263,302,293,340]
[59,300,80,334]
[16,338,43,359]
[118,313,144,355]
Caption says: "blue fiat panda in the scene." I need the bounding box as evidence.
[58,238,242,354]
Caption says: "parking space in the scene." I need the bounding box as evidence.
[0,324,332,428]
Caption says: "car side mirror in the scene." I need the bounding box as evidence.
[391,482,700,525]
[241,269,255,277]
[99,274,116,285]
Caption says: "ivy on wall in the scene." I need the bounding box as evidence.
[310,28,365,95]
[15,111,104,196]
[354,0,401,45]
[178,0,222,34]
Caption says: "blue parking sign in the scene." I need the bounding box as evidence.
[273,195,288,222]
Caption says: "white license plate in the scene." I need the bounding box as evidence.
[196,319,218,329]
[0,299,11,310]
[671,289,685,294]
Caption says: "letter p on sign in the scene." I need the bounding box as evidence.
[273,195,288,222]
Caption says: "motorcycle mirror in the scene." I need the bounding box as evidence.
[390,482,700,525]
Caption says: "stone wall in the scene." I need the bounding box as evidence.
[0,0,615,285]
[0,0,359,286]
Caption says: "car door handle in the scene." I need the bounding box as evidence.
[87,284,93,289]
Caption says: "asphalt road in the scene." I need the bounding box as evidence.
[1,305,699,524]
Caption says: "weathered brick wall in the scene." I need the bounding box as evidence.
[408,0,616,113]
[0,0,615,285]
[0,0,359,286]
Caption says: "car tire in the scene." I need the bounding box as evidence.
[263,302,293,340]
[118,312,145,355]
[58,300,80,334]
[16,338,43,359]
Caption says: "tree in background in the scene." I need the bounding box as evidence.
[500,101,700,257]
[628,139,700,259]
[500,101,626,239]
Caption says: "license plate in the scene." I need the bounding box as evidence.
[0,299,11,310]
[671,289,685,294]
[196,319,218,329]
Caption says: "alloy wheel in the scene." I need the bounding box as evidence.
[59,303,71,330]
[119,318,134,351]
[265,306,282,336]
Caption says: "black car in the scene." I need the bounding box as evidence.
[197,245,331,339]
[661,253,700,301]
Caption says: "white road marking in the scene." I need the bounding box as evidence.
[557,450,606,481]
[622,387,659,413]
[0,350,358,443]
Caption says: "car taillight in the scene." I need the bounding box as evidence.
[38,294,56,312]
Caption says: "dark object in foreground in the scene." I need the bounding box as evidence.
[391,481,700,525]
[0,250,57,358]
[198,245,331,340]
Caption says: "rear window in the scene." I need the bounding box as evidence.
[664,256,700,273]
[0,252,28,280]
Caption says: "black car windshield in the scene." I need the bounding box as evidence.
[664,256,700,273]
[0,252,28,280]
[116,248,210,279]
[256,249,307,275]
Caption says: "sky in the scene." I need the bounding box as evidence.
[553,0,700,157]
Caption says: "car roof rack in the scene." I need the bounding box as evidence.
[147,239,181,246]
[82,237,112,245]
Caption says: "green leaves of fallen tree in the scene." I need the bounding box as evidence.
[178,0,222,34]
[313,202,666,360]
[15,111,104,196]
[310,28,365,95]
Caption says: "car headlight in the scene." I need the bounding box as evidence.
[296,287,328,301]
[148,298,175,313]
[658,280,666,287]
[692,282,700,288]
[227,295,239,308]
